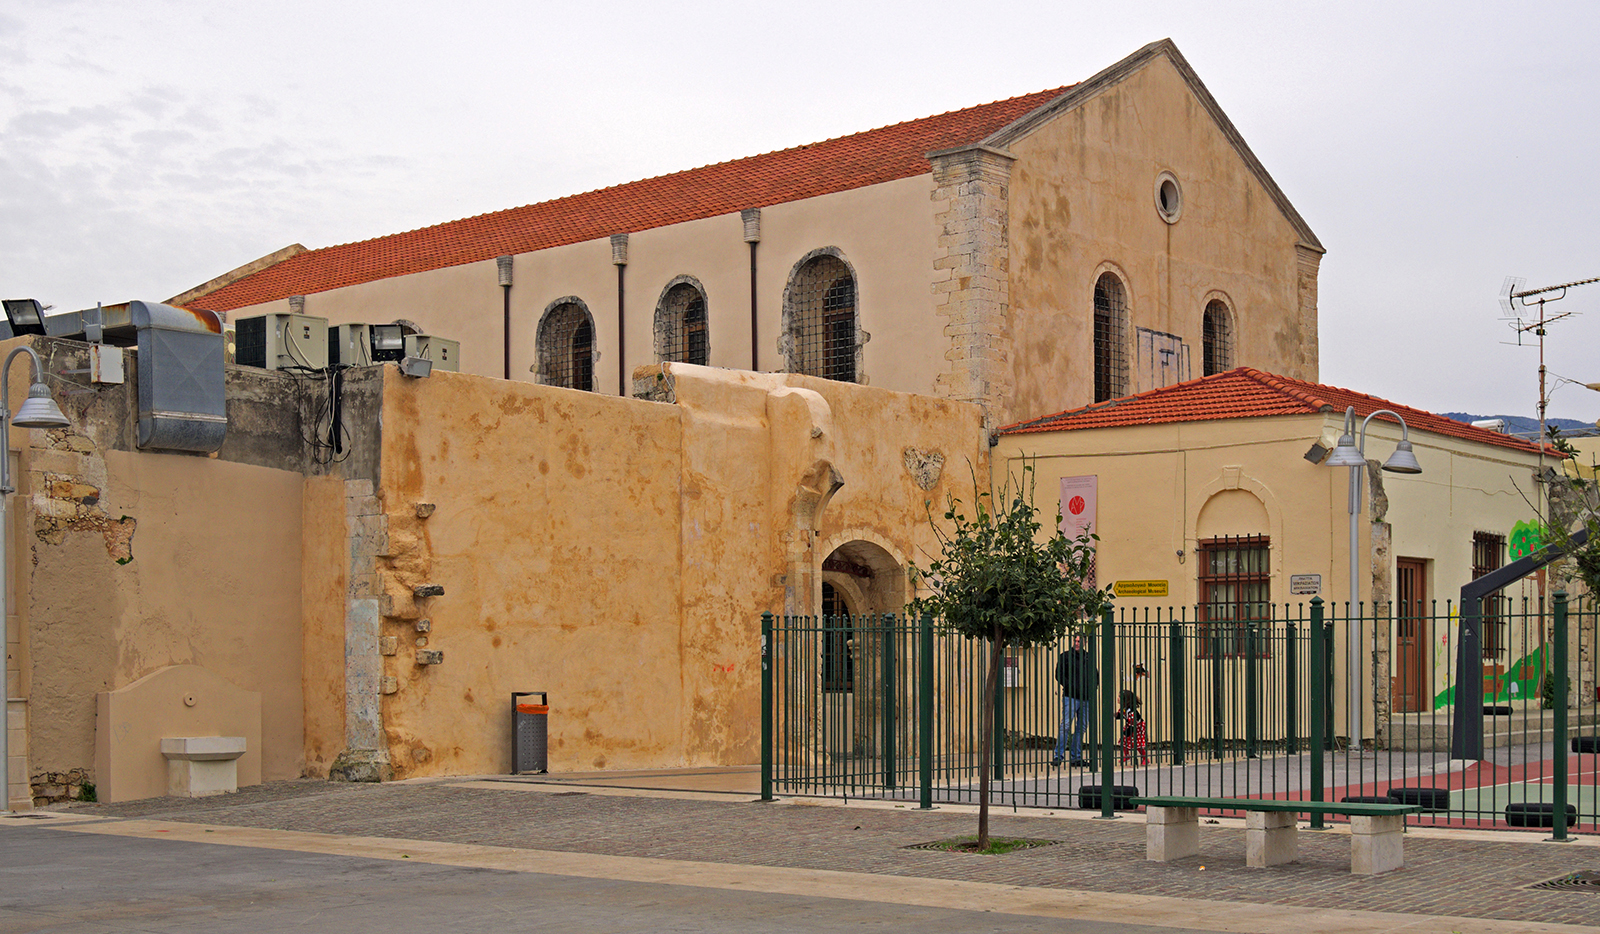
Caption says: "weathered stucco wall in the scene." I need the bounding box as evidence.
[23,446,305,797]
[355,362,984,778]
[1003,54,1319,426]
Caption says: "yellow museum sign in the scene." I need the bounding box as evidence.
[1113,579,1169,598]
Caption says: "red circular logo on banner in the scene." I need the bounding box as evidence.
[1067,495,1086,515]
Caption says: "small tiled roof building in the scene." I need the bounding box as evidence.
[175,40,1323,428]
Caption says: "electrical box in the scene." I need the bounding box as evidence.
[236,313,329,371]
[329,323,373,367]
[405,335,460,373]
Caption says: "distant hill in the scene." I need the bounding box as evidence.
[1439,413,1596,438]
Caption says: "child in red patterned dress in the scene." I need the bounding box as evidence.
[1116,689,1149,765]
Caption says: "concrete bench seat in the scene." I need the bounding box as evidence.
[1131,795,1421,875]
[160,736,247,798]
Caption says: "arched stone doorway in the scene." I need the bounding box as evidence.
[816,539,906,759]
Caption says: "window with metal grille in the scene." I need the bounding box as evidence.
[656,281,708,365]
[1472,531,1506,659]
[1203,299,1233,376]
[1198,536,1272,658]
[789,254,857,382]
[1093,272,1128,401]
[537,300,595,391]
[821,582,854,693]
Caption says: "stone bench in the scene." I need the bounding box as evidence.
[160,736,247,798]
[1131,796,1421,875]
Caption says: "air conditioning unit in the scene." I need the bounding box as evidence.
[236,313,329,370]
[404,335,460,373]
[329,323,373,366]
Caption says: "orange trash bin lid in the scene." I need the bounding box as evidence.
[516,704,549,715]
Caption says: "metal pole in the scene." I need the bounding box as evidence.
[1348,453,1363,751]
[1169,619,1185,766]
[1099,607,1116,819]
[1286,621,1299,754]
[760,612,773,802]
[1310,598,1326,829]
[919,613,933,810]
[1551,590,1570,842]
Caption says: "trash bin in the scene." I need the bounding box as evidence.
[512,691,548,774]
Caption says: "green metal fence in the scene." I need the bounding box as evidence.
[761,592,1598,835]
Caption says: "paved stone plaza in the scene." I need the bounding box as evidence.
[1,775,1596,932]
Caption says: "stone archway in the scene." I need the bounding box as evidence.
[816,539,905,759]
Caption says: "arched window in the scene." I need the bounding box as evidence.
[655,280,709,366]
[787,253,858,382]
[536,299,595,391]
[1203,299,1234,376]
[1093,272,1128,402]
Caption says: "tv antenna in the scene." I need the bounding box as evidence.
[1499,275,1600,517]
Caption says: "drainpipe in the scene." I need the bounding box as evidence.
[612,234,629,395]
[497,256,513,380]
[743,209,761,371]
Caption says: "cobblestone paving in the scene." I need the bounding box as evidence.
[66,780,1600,926]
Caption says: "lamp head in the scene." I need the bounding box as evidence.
[12,382,68,428]
[1324,433,1366,467]
[1381,439,1422,474]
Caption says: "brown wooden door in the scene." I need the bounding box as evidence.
[1394,559,1428,713]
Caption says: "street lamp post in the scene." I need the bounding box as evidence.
[1324,406,1422,751]
[0,346,69,812]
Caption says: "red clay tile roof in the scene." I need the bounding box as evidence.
[999,367,1551,456]
[188,86,1072,312]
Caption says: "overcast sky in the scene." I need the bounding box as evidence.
[4,1,1597,421]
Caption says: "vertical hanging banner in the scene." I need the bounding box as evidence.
[1060,475,1098,588]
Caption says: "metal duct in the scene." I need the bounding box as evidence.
[129,301,227,452]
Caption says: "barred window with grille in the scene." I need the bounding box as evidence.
[537,300,595,391]
[788,254,857,382]
[656,281,708,365]
[1472,531,1507,658]
[1198,536,1272,657]
[1203,299,1234,376]
[1093,272,1128,401]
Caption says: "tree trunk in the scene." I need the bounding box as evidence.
[977,622,1005,850]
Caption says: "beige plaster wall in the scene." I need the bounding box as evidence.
[22,444,306,791]
[356,361,984,777]
[1003,55,1319,425]
[222,175,941,400]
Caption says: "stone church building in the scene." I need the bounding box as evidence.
[176,39,1321,429]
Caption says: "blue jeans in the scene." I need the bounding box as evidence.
[1054,696,1087,762]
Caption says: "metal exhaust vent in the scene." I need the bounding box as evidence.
[129,301,227,452]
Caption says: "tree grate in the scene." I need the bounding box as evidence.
[904,838,1057,853]
[1531,870,1600,892]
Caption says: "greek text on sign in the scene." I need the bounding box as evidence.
[1114,580,1168,598]
[1290,574,1321,595]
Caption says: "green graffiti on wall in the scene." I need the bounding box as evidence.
[1508,519,1547,561]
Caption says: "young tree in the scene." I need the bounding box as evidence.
[909,463,1110,849]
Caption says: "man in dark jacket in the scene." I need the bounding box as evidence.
[1052,634,1096,767]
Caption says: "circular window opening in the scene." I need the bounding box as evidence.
[1154,172,1182,224]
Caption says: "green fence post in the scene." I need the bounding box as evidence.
[1170,619,1185,766]
[1309,598,1325,828]
[919,613,934,809]
[1286,621,1298,755]
[884,616,897,790]
[1211,629,1224,760]
[1552,590,1571,842]
[993,643,1006,783]
[761,611,774,802]
[1246,621,1259,759]
[1100,606,1117,819]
